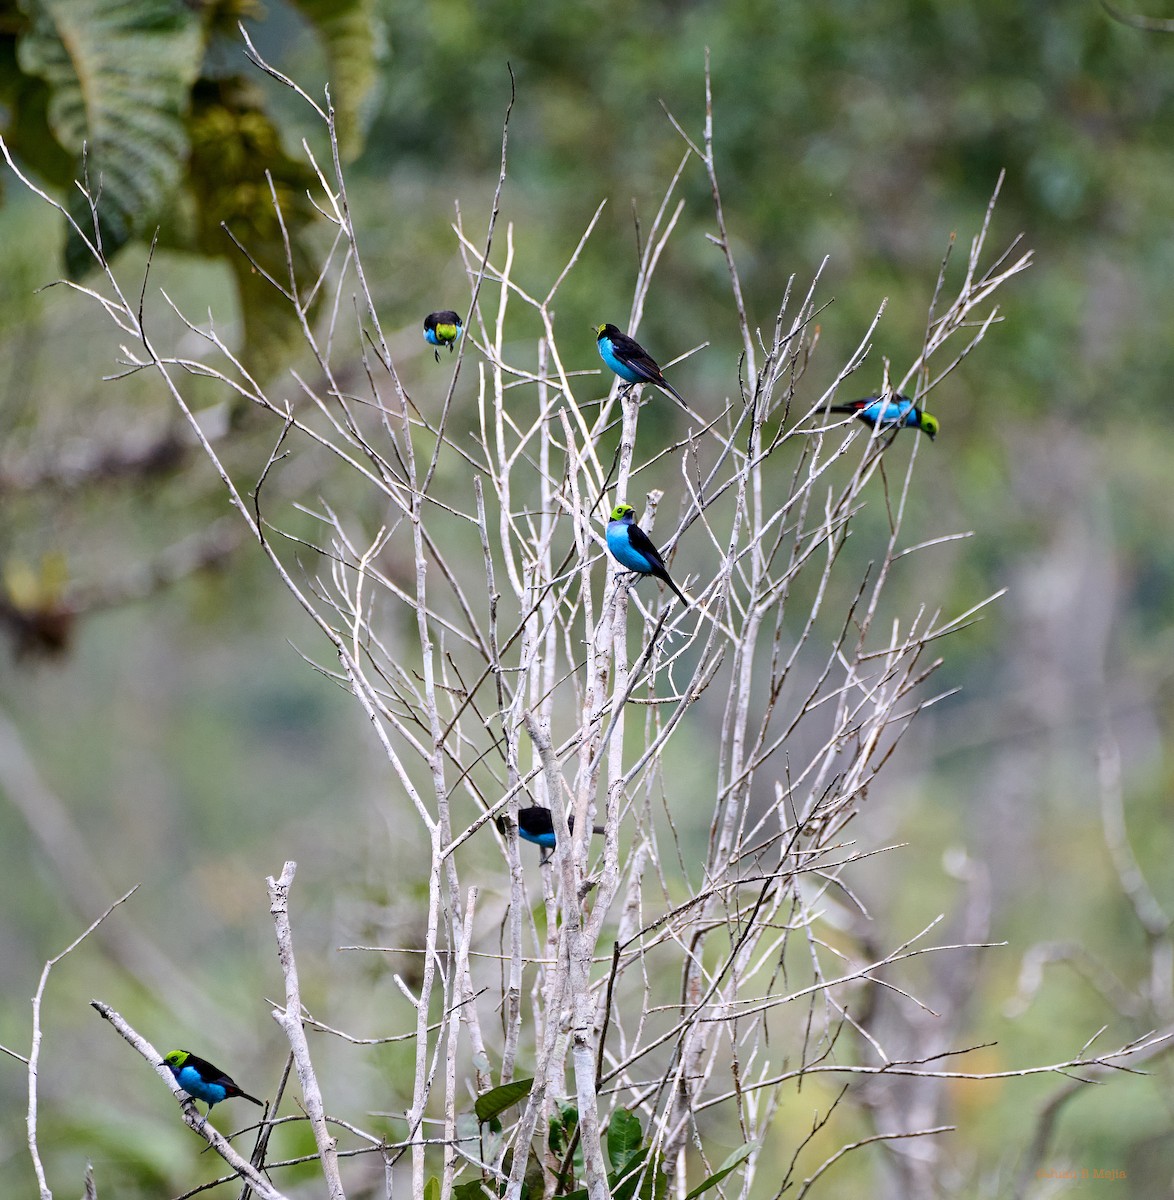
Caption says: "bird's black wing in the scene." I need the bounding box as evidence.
[517,807,555,838]
[184,1053,262,1104]
[627,524,688,604]
[607,329,690,407]
[609,332,666,384]
[625,523,669,572]
[183,1053,228,1085]
[634,526,691,604]
[425,310,461,330]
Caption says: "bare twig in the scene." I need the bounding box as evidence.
[267,863,345,1199]
[5,44,1130,1200]
[27,892,137,1200]
[90,1001,289,1200]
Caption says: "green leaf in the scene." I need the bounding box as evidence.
[474,1077,534,1124]
[288,0,382,160]
[607,1109,644,1175]
[523,1145,545,1200]
[637,1157,669,1200]
[423,1176,440,1200]
[611,1147,651,1200]
[682,1142,758,1200]
[16,0,203,275]
[548,1101,579,1158]
[453,1181,495,1200]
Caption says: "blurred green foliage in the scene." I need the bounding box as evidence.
[0,0,382,377]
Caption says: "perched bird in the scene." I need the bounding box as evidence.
[162,1049,263,1113]
[827,394,939,440]
[496,806,605,862]
[423,311,463,362]
[606,503,688,607]
[595,323,688,408]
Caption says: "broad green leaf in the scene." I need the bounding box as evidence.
[611,1147,651,1200]
[548,1101,579,1157]
[289,0,382,160]
[16,0,203,275]
[682,1142,758,1200]
[453,1181,495,1200]
[474,1077,534,1124]
[607,1108,644,1174]
[423,1176,440,1200]
[637,1158,669,1200]
[523,1145,545,1200]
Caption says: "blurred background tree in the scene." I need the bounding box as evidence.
[3,0,1174,1195]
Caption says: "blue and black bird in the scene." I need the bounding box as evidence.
[595,323,688,408]
[828,394,938,440]
[423,311,463,362]
[497,806,605,862]
[162,1049,263,1113]
[606,503,688,607]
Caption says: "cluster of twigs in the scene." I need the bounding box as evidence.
[6,40,1169,1200]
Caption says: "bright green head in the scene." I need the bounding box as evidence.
[162,1050,190,1068]
[919,411,940,440]
[610,503,635,521]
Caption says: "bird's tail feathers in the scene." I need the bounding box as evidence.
[661,381,690,410]
[666,578,690,607]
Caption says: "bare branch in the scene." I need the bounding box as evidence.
[266,863,346,1199]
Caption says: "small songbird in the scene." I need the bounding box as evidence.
[497,806,605,862]
[423,311,463,362]
[606,503,688,607]
[162,1049,263,1113]
[827,394,939,440]
[595,323,688,408]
